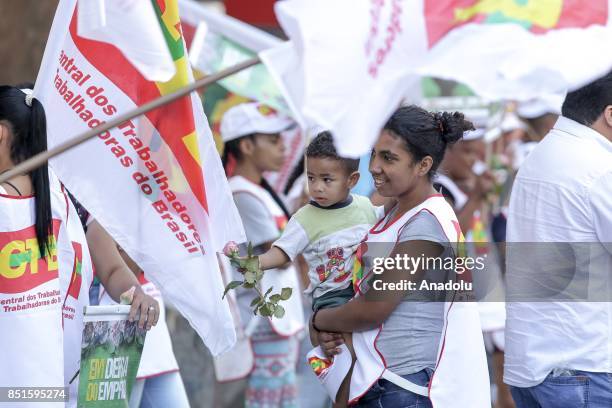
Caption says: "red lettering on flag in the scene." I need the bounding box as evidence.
[68,10,209,213]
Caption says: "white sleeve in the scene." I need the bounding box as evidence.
[272,217,309,261]
[589,171,612,253]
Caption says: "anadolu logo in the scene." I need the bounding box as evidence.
[256,104,278,117]
[425,0,609,47]
[0,219,62,294]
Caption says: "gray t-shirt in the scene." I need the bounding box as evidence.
[374,210,450,376]
[233,192,280,247]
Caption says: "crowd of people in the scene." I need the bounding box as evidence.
[0,69,610,407]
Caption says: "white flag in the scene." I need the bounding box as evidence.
[263,0,612,157]
[417,0,612,101]
[35,0,245,356]
[77,0,175,82]
[262,0,426,158]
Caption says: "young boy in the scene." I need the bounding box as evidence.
[258,131,383,406]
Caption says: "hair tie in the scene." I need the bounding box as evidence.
[20,88,34,107]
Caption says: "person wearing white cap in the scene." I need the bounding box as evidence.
[219,102,305,408]
[516,94,562,143]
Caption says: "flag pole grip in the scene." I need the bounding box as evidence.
[0,56,261,184]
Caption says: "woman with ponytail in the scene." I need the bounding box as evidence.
[219,102,304,408]
[0,85,96,403]
[311,106,490,407]
[0,86,159,405]
[0,86,52,256]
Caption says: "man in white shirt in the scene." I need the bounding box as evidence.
[505,71,612,407]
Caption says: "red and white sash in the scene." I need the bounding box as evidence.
[308,195,490,407]
[0,172,92,407]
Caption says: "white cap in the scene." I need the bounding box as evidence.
[500,112,527,133]
[220,102,295,143]
[462,128,486,141]
[517,93,564,119]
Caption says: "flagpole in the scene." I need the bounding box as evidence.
[0,56,261,184]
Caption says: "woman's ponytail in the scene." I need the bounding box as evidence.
[434,111,474,145]
[28,97,53,257]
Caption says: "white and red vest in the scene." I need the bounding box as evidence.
[308,195,490,407]
[0,172,92,407]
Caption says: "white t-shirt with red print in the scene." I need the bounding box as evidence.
[274,194,382,300]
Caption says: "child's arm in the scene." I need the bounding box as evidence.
[259,246,290,270]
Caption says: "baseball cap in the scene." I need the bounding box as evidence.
[517,93,563,119]
[220,102,295,143]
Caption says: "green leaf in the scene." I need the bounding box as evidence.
[263,287,273,299]
[244,271,256,284]
[259,303,272,317]
[222,280,243,299]
[280,287,293,300]
[250,296,262,307]
[243,282,255,289]
[269,294,281,303]
[247,242,254,257]
[273,305,285,319]
[244,257,260,273]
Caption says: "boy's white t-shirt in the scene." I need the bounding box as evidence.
[274,194,382,299]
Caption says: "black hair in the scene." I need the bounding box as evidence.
[305,131,359,174]
[221,134,291,219]
[0,85,52,256]
[562,70,612,126]
[284,154,305,195]
[383,105,474,179]
[221,134,252,171]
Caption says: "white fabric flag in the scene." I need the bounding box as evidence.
[263,0,612,157]
[77,0,175,82]
[418,0,612,101]
[34,0,245,356]
[179,0,307,193]
[262,0,427,158]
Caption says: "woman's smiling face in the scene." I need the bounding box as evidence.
[369,130,423,198]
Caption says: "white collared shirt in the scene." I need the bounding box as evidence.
[504,116,612,387]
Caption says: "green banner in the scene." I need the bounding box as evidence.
[77,306,146,407]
